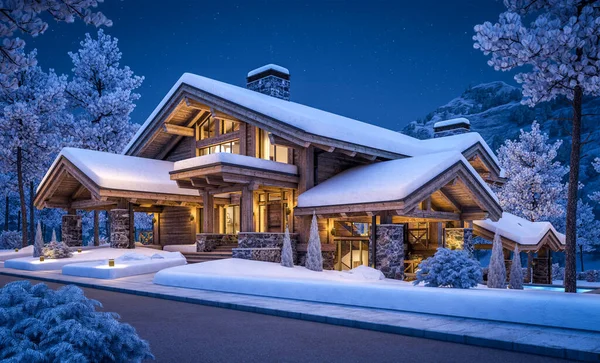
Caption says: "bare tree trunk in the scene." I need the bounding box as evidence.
[16,147,27,248]
[579,245,584,272]
[526,251,533,283]
[564,86,583,293]
[17,210,20,231]
[4,195,8,231]
[94,210,99,246]
[29,181,34,246]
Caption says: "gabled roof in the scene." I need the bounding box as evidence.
[473,212,566,251]
[296,151,502,220]
[122,73,501,174]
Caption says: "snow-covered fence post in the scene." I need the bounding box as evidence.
[487,232,506,288]
[281,226,294,268]
[33,222,43,258]
[305,212,322,271]
[509,245,524,289]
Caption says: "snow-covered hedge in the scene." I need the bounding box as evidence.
[414,248,482,289]
[42,241,72,259]
[577,270,600,282]
[0,281,153,362]
[0,231,22,250]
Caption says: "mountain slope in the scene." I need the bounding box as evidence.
[402,81,600,208]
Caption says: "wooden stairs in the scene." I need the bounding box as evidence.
[181,244,237,264]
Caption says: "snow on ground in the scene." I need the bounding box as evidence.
[154,259,600,332]
[4,247,168,271]
[553,280,600,288]
[62,251,186,279]
[163,244,196,253]
[0,246,33,261]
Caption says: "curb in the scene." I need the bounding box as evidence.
[0,271,598,362]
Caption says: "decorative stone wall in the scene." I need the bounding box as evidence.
[234,232,298,264]
[371,224,404,280]
[434,127,470,138]
[196,234,238,252]
[297,250,335,270]
[533,257,552,284]
[61,214,82,247]
[247,75,290,100]
[232,248,281,263]
[109,209,130,249]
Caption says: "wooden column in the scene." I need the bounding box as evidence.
[241,186,254,232]
[203,191,214,233]
[380,210,393,224]
[297,146,315,243]
[93,210,99,246]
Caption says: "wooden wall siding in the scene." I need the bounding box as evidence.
[316,150,369,185]
[165,137,194,162]
[159,206,196,245]
[267,202,282,232]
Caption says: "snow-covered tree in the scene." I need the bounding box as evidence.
[281,226,293,268]
[0,0,110,92]
[509,245,524,289]
[305,212,322,271]
[497,121,567,222]
[414,248,482,289]
[487,232,506,289]
[473,0,600,292]
[590,158,600,203]
[575,199,600,271]
[42,241,72,259]
[33,222,43,258]
[0,280,152,362]
[0,51,69,247]
[66,30,144,153]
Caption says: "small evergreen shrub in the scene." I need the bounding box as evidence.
[552,263,564,281]
[280,226,294,268]
[0,281,153,362]
[414,248,482,289]
[42,241,73,259]
[0,231,22,250]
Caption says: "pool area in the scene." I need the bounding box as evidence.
[524,285,594,293]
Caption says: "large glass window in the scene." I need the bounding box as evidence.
[198,140,240,156]
[257,128,289,164]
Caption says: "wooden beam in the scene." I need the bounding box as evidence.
[195,130,241,149]
[356,152,377,161]
[163,123,194,137]
[72,185,88,200]
[402,209,461,221]
[438,188,461,212]
[202,191,214,233]
[205,175,229,186]
[241,186,254,232]
[337,149,357,157]
[70,199,116,210]
[269,133,306,148]
[313,143,335,153]
[93,210,99,246]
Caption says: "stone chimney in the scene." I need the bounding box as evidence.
[246,64,290,100]
[433,118,471,138]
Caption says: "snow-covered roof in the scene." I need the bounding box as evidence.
[125,73,447,157]
[474,212,566,246]
[433,117,470,128]
[38,148,199,196]
[173,152,298,175]
[297,151,497,208]
[418,132,500,166]
[247,64,290,78]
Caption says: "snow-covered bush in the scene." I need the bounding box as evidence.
[280,226,293,268]
[487,232,506,289]
[577,270,600,282]
[0,280,153,362]
[42,241,72,259]
[552,263,564,281]
[0,231,21,250]
[509,246,524,289]
[305,213,323,271]
[414,248,482,289]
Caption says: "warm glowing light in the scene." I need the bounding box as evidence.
[77,248,82,253]
[39,256,44,262]
[14,248,18,252]
[108,259,115,267]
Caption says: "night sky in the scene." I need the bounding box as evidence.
[28,0,515,131]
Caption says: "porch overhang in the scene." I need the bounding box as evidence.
[34,148,204,211]
[170,153,299,193]
[295,152,502,222]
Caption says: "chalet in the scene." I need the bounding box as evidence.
[34,64,564,282]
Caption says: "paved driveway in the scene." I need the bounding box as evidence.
[0,275,569,363]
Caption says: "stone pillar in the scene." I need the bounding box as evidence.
[463,228,474,257]
[371,224,404,280]
[109,209,130,248]
[61,214,82,247]
[445,227,473,256]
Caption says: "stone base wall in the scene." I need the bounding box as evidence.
[109,209,130,249]
[232,248,281,263]
[371,224,404,280]
[196,234,237,252]
[234,232,298,264]
[533,257,552,284]
[61,215,82,247]
[297,251,335,270]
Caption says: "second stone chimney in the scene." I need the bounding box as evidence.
[433,118,471,138]
[246,64,290,101]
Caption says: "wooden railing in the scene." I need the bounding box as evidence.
[333,236,369,271]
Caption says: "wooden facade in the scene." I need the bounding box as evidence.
[34,76,506,254]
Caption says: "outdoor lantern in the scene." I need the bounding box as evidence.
[77,248,82,253]
[39,256,44,262]
[189,214,195,222]
[14,248,18,252]
[108,259,115,267]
